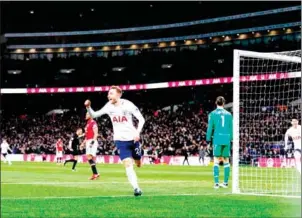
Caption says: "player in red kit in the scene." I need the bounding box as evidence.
[56,138,64,164]
[82,112,100,180]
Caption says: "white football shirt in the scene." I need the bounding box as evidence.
[285,125,301,150]
[87,99,145,141]
[1,141,11,154]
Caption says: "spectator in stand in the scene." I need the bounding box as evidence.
[182,146,189,165]
[199,146,206,165]
[1,102,300,162]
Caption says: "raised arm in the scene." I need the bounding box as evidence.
[87,107,108,119]
[85,100,108,118]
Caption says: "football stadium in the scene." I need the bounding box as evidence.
[1,2,301,218]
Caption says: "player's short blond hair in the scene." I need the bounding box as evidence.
[110,85,122,94]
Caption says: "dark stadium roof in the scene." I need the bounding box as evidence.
[1,1,300,33]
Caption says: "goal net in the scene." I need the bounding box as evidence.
[232,49,301,197]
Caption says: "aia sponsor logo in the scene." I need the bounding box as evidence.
[292,135,301,140]
[112,116,128,122]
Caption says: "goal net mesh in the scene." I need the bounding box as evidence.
[235,50,301,197]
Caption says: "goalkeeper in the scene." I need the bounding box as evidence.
[206,96,233,189]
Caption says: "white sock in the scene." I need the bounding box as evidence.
[296,164,301,174]
[126,165,139,190]
[293,151,301,175]
[294,155,301,174]
[7,156,11,165]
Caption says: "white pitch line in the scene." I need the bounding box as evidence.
[234,192,301,199]
[1,180,202,185]
[3,192,300,200]
[2,192,300,200]
[1,193,229,200]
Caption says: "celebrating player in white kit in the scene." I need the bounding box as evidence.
[1,139,12,165]
[285,118,301,174]
[84,86,145,196]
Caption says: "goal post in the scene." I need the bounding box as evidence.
[232,49,301,197]
[232,50,241,194]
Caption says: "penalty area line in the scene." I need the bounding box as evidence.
[1,180,202,185]
[1,193,230,200]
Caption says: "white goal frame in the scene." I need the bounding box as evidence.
[232,49,301,196]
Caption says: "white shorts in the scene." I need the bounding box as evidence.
[86,139,98,156]
[56,151,63,158]
[2,153,7,158]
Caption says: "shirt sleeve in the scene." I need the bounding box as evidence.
[206,113,214,142]
[87,104,108,118]
[92,121,98,129]
[128,101,145,134]
[92,122,98,138]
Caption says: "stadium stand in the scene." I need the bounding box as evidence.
[0,2,300,165]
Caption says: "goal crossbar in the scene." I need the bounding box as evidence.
[234,49,301,63]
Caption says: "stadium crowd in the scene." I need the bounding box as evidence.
[1,99,299,163]
[1,31,300,163]
[0,102,208,156]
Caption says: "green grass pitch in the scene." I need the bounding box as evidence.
[1,162,301,218]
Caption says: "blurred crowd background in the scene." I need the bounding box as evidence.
[1,2,301,164]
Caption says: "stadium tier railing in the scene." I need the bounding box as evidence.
[6,22,301,49]
[4,6,300,38]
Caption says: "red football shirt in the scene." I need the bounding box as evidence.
[56,140,63,151]
[85,119,97,140]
